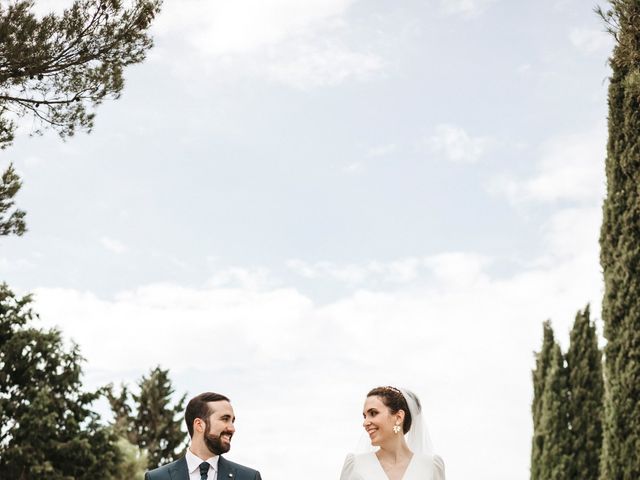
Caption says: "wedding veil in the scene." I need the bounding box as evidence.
[400,388,434,456]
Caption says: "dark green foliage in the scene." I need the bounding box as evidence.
[108,366,187,470]
[0,0,163,240]
[0,282,121,479]
[0,0,162,149]
[598,1,640,478]
[566,306,603,480]
[109,382,136,442]
[531,320,555,480]
[135,367,187,468]
[0,163,25,236]
[537,342,572,480]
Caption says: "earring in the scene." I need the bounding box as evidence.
[393,423,401,434]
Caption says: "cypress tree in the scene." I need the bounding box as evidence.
[566,306,603,480]
[538,342,572,480]
[598,1,640,477]
[531,321,556,480]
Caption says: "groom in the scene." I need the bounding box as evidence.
[145,392,262,480]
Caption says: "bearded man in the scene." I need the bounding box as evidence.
[145,392,262,480]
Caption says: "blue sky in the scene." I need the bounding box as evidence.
[1,1,612,479]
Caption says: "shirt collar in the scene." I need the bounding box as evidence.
[186,446,220,475]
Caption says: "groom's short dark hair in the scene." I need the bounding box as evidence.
[185,392,230,437]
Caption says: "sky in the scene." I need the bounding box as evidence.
[0,1,613,479]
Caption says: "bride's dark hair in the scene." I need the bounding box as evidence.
[367,386,417,434]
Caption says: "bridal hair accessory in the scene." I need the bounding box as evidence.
[382,386,403,395]
[393,423,401,434]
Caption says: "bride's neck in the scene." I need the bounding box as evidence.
[377,438,413,463]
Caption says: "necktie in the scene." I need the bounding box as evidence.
[199,461,210,480]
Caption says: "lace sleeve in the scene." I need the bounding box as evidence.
[340,453,355,480]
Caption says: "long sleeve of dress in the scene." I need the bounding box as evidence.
[433,455,445,480]
[340,453,355,480]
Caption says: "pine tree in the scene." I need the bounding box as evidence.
[0,164,25,236]
[0,0,162,148]
[0,283,121,479]
[108,382,136,443]
[134,366,187,469]
[566,306,603,480]
[598,1,640,477]
[0,0,163,237]
[108,366,187,470]
[531,320,555,480]
[538,342,571,480]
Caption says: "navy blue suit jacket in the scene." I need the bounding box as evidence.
[145,455,262,480]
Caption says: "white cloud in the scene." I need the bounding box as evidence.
[265,42,384,90]
[287,253,490,287]
[439,0,497,17]
[426,124,492,163]
[156,0,355,56]
[35,284,313,370]
[207,266,276,290]
[424,252,491,288]
[286,259,371,284]
[569,27,613,54]
[542,206,601,264]
[100,237,128,254]
[152,0,384,89]
[489,124,606,205]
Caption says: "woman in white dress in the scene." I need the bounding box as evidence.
[340,386,445,480]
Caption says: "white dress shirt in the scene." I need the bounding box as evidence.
[186,447,220,480]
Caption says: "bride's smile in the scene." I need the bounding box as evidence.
[362,395,403,447]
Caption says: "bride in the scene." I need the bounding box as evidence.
[340,386,445,480]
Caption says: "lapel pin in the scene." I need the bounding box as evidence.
[228,474,234,478]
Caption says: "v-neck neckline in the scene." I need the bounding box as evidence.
[373,452,415,480]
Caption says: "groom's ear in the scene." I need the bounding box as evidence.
[194,417,205,434]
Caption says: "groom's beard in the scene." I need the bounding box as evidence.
[204,420,232,455]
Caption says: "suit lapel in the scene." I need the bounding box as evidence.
[168,457,189,480]
[218,456,237,480]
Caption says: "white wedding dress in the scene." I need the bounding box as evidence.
[340,452,445,480]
